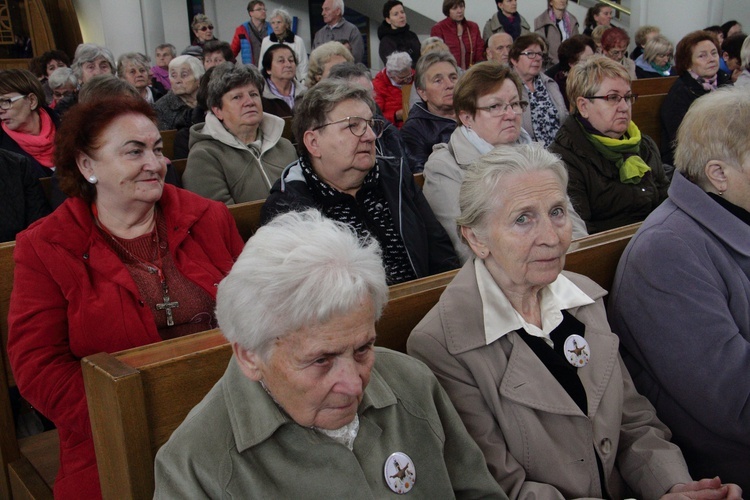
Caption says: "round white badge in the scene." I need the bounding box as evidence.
[564,334,590,367]
[384,451,416,494]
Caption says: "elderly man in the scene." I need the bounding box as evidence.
[483,0,530,41]
[153,210,507,499]
[231,0,270,66]
[401,51,459,172]
[313,0,365,64]
[486,32,514,64]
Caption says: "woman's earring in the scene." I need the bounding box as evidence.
[88,175,98,184]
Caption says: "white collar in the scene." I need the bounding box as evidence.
[474,258,594,346]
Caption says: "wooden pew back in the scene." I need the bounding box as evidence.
[631,76,677,96]
[159,129,177,161]
[632,94,668,151]
[227,199,265,242]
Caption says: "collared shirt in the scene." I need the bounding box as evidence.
[474,258,594,346]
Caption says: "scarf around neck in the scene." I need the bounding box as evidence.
[688,69,718,91]
[548,9,572,37]
[497,11,521,39]
[3,107,56,168]
[576,117,650,184]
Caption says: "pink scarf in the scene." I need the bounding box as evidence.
[547,8,573,37]
[688,70,718,92]
[3,108,56,168]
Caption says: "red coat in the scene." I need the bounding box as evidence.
[372,68,412,129]
[430,17,485,70]
[7,185,244,499]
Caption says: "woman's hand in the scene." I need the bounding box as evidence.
[663,477,742,500]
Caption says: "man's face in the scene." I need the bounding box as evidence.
[487,33,513,64]
[249,2,266,23]
[322,0,341,25]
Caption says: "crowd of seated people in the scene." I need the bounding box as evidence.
[3,2,749,498]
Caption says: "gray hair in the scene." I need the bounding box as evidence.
[415,50,457,90]
[168,55,205,81]
[329,0,345,14]
[643,35,673,64]
[675,87,750,187]
[116,52,150,78]
[741,35,750,69]
[293,78,376,155]
[327,62,372,81]
[217,209,388,360]
[457,143,568,241]
[71,43,115,81]
[206,62,265,110]
[156,43,176,58]
[269,7,292,28]
[48,67,78,90]
[385,51,413,74]
[191,13,213,31]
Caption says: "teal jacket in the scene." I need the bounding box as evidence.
[154,348,507,499]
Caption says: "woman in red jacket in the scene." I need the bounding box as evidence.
[372,51,414,128]
[430,0,485,70]
[7,96,244,499]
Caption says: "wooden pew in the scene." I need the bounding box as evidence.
[630,76,677,152]
[227,200,265,242]
[0,241,58,499]
[170,158,187,185]
[413,172,424,188]
[80,221,643,499]
[159,129,178,161]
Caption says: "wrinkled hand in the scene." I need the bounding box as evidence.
[662,477,742,500]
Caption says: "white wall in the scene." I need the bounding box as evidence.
[71,0,748,65]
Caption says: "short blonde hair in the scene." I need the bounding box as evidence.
[643,35,674,64]
[566,54,631,114]
[675,87,750,187]
[307,41,354,87]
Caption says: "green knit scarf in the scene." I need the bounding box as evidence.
[578,119,651,184]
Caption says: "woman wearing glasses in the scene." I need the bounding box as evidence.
[510,34,568,147]
[423,62,587,262]
[189,14,217,52]
[550,55,669,234]
[184,63,296,204]
[601,27,637,80]
[261,79,459,284]
[0,69,59,178]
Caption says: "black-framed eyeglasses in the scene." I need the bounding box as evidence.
[199,25,214,31]
[585,93,638,105]
[476,100,529,116]
[0,95,26,110]
[313,116,385,138]
[519,51,544,59]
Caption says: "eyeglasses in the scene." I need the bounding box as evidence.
[252,7,266,11]
[0,95,26,110]
[476,100,529,116]
[519,51,544,59]
[313,116,385,138]
[606,49,627,58]
[585,93,638,105]
[198,25,214,31]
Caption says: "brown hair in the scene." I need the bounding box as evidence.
[55,96,157,202]
[453,61,523,117]
[442,0,464,17]
[0,69,46,110]
[674,30,720,76]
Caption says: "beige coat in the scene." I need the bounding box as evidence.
[407,262,692,499]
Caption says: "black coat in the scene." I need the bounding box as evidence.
[401,102,457,172]
[660,71,732,165]
[261,156,459,280]
[0,149,50,242]
[377,22,421,68]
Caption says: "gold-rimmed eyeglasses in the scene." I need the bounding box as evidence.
[475,100,529,116]
[313,116,385,138]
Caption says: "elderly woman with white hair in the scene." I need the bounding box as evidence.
[610,87,750,491]
[409,142,742,499]
[47,67,78,109]
[262,79,458,284]
[117,52,164,103]
[153,209,508,498]
[634,34,674,78]
[372,51,414,128]
[184,63,296,204]
[154,54,205,130]
[259,7,308,82]
[54,43,116,115]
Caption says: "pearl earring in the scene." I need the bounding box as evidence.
[88,175,98,184]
